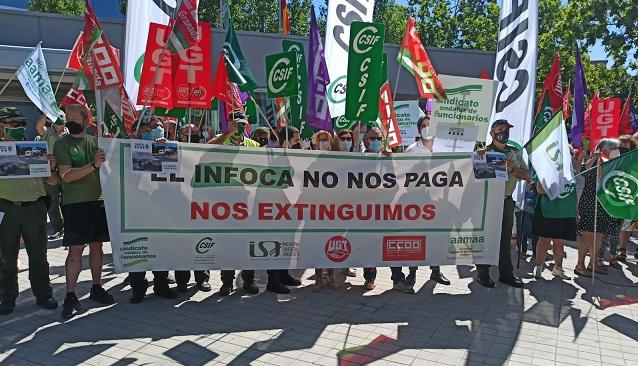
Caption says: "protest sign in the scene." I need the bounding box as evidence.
[137,23,176,108]
[282,40,310,138]
[394,101,422,145]
[345,21,385,121]
[0,142,50,179]
[265,51,298,99]
[472,152,507,181]
[430,75,497,142]
[101,139,505,271]
[131,140,179,174]
[590,98,621,152]
[173,22,212,109]
[324,0,375,118]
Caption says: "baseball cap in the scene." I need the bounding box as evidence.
[0,107,27,122]
[490,119,514,129]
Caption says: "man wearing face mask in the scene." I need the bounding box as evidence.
[127,116,178,303]
[474,120,529,288]
[53,104,114,318]
[251,127,272,147]
[0,107,58,315]
[278,125,302,149]
[395,116,451,291]
[209,110,260,295]
[35,113,68,241]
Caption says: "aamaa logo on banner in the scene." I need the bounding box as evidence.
[345,22,385,122]
[265,51,299,99]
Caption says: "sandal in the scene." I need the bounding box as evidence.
[618,249,627,262]
[609,257,622,269]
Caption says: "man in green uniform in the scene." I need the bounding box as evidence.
[475,120,529,288]
[0,107,58,314]
[35,113,67,240]
[54,104,114,319]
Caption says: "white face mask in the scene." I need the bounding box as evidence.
[319,140,331,151]
[420,127,433,140]
[609,149,620,159]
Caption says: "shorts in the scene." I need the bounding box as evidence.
[62,201,110,246]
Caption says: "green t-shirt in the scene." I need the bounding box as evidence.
[53,134,102,205]
[486,143,527,197]
[0,178,46,202]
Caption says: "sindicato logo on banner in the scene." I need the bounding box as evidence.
[265,51,298,99]
[602,171,638,206]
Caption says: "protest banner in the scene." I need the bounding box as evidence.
[265,51,298,99]
[324,0,375,118]
[430,75,497,142]
[137,22,176,108]
[0,141,50,179]
[598,150,638,220]
[394,101,423,145]
[282,40,310,138]
[590,98,621,152]
[345,21,385,121]
[100,138,505,272]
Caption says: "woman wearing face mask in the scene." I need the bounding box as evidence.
[574,138,624,277]
[335,129,355,152]
[310,131,339,291]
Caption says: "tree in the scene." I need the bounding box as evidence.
[28,0,85,16]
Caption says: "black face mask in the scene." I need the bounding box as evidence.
[186,134,200,143]
[291,143,301,149]
[620,147,630,155]
[494,130,509,144]
[65,121,84,135]
[258,138,269,146]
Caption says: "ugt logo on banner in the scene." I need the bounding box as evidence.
[590,98,621,151]
[265,51,298,99]
[345,21,385,122]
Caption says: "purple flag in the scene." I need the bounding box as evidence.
[570,45,587,148]
[630,102,638,133]
[306,8,332,132]
[219,100,228,133]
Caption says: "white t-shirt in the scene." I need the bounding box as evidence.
[405,139,433,155]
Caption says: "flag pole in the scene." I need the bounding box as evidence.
[392,64,402,103]
[249,95,279,143]
[54,68,67,96]
[284,97,289,150]
[592,157,600,295]
[0,73,16,97]
[188,108,192,143]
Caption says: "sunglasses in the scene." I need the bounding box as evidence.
[368,137,383,141]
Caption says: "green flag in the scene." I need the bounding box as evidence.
[540,184,577,218]
[597,149,638,219]
[535,91,552,129]
[223,17,257,91]
[265,51,298,99]
[103,103,128,138]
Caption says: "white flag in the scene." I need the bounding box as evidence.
[323,0,375,118]
[124,0,173,107]
[526,110,575,200]
[487,0,538,149]
[16,42,63,122]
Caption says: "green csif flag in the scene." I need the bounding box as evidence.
[535,91,553,129]
[103,102,128,138]
[282,40,310,139]
[223,16,257,91]
[597,149,638,219]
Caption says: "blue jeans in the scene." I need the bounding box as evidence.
[515,211,536,254]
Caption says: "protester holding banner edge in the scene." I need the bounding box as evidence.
[0,107,58,315]
[475,120,528,289]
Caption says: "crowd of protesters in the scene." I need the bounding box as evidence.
[0,104,636,319]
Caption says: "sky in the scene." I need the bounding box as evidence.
[0,0,610,63]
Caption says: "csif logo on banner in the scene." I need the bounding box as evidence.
[602,171,638,206]
[195,237,215,254]
[265,51,298,99]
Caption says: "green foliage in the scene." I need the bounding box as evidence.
[28,0,85,16]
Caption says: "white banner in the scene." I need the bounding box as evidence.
[430,75,497,142]
[100,139,505,272]
[324,0,375,118]
[16,43,62,122]
[487,0,538,149]
[124,0,173,107]
[394,100,423,146]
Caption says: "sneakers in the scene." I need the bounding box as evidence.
[219,284,233,297]
[130,292,145,304]
[176,283,188,293]
[280,275,301,287]
[393,280,414,294]
[36,296,58,310]
[364,280,375,291]
[0,301,15,315]
[196,281,212,292]
[533,265,543,279]
[47,231,64,241]
[89,285,114,305]
[405,273,416,286]
[266,282,291,294]
[552,267,571,280]
[154,286,178,299]
[62,293,81,319]
[243,281,260,295]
